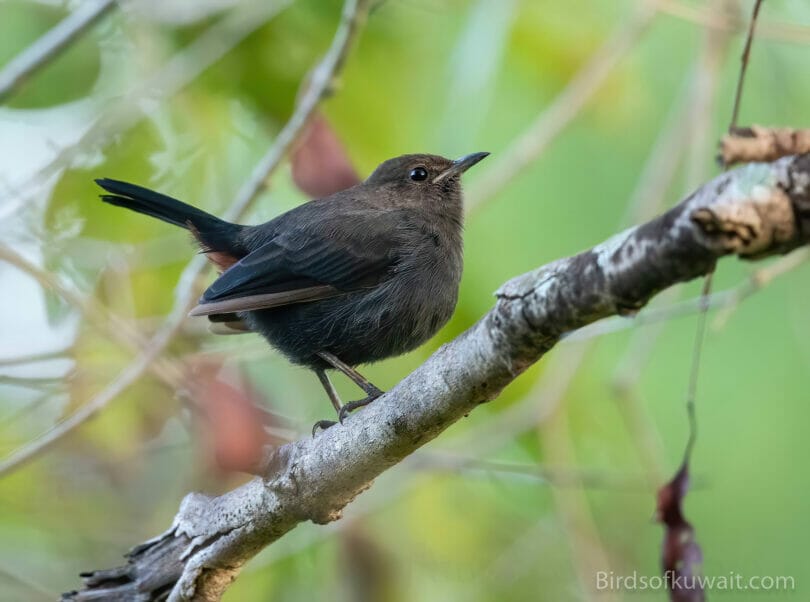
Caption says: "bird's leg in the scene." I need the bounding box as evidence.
[317,351,384,423]
[317,369,343,414]
[317,351,384,397]
[312,368,342,435]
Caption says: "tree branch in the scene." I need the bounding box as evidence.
[64,154,810,601]
[0,0,116,102]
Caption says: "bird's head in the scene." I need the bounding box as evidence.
[364,152,489,211]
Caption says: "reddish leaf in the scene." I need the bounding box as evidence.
[192,359,271,475]
[656,462,704,602]
[291,113,360,198]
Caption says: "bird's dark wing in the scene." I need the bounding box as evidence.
[189,207,406,317]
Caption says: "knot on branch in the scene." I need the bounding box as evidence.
[690,161,799,258]
[263,439,373,525]
[720,126,810,168]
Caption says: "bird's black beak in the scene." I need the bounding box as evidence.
[433,151,490,183]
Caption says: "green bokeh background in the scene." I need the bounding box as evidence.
[1,0,809,600]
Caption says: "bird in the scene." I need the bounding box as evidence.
[96,151,489,432]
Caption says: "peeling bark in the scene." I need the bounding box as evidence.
[720,125,810,168]
[63,155,810,601]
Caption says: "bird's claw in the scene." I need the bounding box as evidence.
[311,420,337,436]
[337,391,383,424]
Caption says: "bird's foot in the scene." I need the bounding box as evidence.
[338,389,383,424]
[311,420,337,436]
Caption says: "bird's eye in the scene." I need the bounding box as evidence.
[409,167,428,182]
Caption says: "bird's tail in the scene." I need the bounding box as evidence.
[96,178,226,230]
[96,178,244,253]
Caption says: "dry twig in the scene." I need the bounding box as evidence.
[0,0,116,102]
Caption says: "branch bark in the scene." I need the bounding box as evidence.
[63,154,810,601]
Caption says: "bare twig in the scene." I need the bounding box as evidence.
[0,0,116,103]
[408,452,652,490]
[0,348,71,367]
[0,0,372,479]
[679,0,761,468]
[0,374,70,388]
[0,243,185,385]
[64,153,810,600]
[729,0,764,131]
[711,246,810,327]
[465,5,655,212]
[682,272,712,464]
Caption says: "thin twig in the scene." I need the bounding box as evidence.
[0,0,372,480]
[683,271,713,465]
[0,0,116,103]
[0,374,70,389]
[465,5,655,212]
[681,0,763,466]
[410,452,653,490]
[0,243,185,386]
[0,348,72,367]
[729,0,765,131]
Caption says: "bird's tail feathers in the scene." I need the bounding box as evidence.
[96,178,226,231]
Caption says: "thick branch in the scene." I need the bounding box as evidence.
[64,155,810,601]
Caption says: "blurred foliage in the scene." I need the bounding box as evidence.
[1,0,810,600]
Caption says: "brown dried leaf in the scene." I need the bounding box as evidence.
[656,462,704,602]
[291,113,360,198]
[192,359,271,475]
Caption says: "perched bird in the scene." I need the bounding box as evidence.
[96,152,488,431]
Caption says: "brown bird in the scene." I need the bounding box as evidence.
[96,152,488,431]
